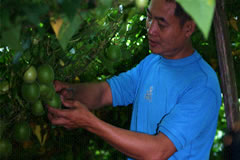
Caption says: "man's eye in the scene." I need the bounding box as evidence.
[158,23,165,29]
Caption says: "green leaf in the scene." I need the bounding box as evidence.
[176,0,216,39]
[57,14,83,50]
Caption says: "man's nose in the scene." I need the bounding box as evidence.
[147,20,158,36]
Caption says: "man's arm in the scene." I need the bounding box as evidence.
[89,115,176,160]
[55,81,112,110]
[48,99,176,160]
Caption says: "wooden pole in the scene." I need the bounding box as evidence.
[213,0,240,131]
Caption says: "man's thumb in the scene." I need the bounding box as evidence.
[61,97,77,109]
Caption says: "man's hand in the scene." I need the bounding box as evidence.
[52,81,112,110]
[54,80,69,92]
[47,98,95,129]
[54,80,75,100]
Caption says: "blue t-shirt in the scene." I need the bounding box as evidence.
[107,51,222,160]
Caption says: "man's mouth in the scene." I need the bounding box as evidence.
[148,39,159,47]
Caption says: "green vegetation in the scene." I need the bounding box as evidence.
[0,0,239,159]
[0,139,12,158]
[21,82,40,103]
[37,64,55,84]
[0,120,6,139]
[23,66,38,83]
[46,93,62,109]
[13,121,32,142]
[106,45,122,61]
[32,100,45,116]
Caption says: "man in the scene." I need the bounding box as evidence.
[48,0,222,159]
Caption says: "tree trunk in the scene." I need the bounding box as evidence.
[213,0,239,131]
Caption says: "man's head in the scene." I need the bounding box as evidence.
[146,0,196,59]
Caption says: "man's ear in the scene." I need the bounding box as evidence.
[184,20,196,37]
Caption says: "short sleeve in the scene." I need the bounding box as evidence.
[157,87,219,150]
[106,54,154,107]
[106,64,141,107]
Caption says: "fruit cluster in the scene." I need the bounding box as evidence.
[0,64,62,158]
[21,64,62,117]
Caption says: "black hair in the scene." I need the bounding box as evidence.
[166,0,192,26]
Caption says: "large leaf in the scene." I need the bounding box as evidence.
[51,14,83,50]
[176,0,216,39]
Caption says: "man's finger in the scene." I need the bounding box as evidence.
[48,111,61,120]
[54,80,69,92]
[54,80,63,92]
[64,125,74,130]
[61,98,80,109]
[48,112,54,121]
[50,116,71,126]
[47,106,70,118]
[60,89,74,100]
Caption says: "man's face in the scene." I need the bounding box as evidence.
[146,0,190,59]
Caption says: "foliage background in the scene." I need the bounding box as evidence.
[0,0,239,159]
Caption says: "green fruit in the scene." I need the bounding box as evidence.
[0,120,6,139]
[47,93,61,109]
[23,66,37,83]
[13,121,31,142]
[39,83,52,97]
[37,64,54,84]
[106,45,121,61]
[32,100,45,116]
[42,84,55,101]
[0,80,9,94]
[21,82,40,103]
[0,139,12,158]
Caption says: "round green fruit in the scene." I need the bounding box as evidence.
[106,45,121,61]
[21,82,40,103]
[41,84,55,101]
[47,93,61,109]
[39,83,52,98]
[0,80,9,94]
[0,139,12,158]
[23,66,37,83]
[13,121,31,142]
[32,100,45,116]
[37,64,54,84]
